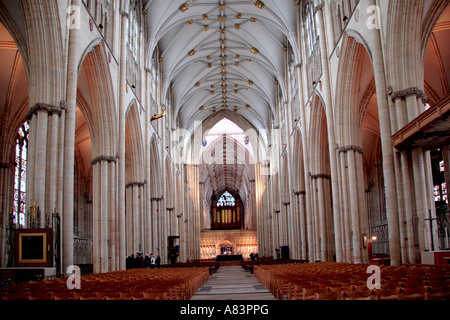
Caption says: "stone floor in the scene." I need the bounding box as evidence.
[190,266,277,300]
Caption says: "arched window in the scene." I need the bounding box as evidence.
[211,191,241,230]
[128,1,139,61]
[217,191,236,207]
[13,121,29,227]
[304,1,318,56]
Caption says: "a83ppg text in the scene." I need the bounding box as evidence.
[180,304,269,317]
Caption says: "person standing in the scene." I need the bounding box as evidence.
[155,254,161,268]
[144,254,151,269]
[150,253,156,268]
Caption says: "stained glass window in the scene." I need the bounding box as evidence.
[13,121,29,227]
[217,191,235,207]
[434,185,441,202]
[305,1,318,56]
[442,182,448,203]
[127,1,139,61]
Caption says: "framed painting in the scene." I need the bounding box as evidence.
[15,229,52,267]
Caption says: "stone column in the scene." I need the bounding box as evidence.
[109,160,116,271]
[100,160,109,272]
[117,9,129,271]
[313,175,326,261]
[369,0,401,265]
[346,149,362,264]
[133,184,139,253]
[0,162,13,267]
[47,111,59,219]
[151,197,159,255]
[315,0,342,263]
[60,0,82,273]
[295,191,307,260]
[311,177,320,260]
[25,104,64,223]
[355,150,369,263]
[339,150,351,263]
[392,95,415,263]
[91,155,116,273]
[34,110,48,226]
[92,160,100,273]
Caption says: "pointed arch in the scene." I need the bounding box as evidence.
[309,93,330,176]
[125,101,144,183]
[78,43,118,158]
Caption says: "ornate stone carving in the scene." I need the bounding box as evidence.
[337,145,364,154]
[390,87,428,104]
[26,102,65,119]
[91,155,117,165]
[125,182,146,188]
[179,3,189,12]
[310,173,331,180]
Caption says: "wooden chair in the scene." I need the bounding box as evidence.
[50,292,74,300]
[399,287,428,300]
[314,292,343,300]
[374,288,402,300]
[73,292,96,299]
[1,293,29,300]
[27,294,52,300]
[303,288,327,300]
[401,281,427,289]
[142,292,162,300]
[343,290,375,300]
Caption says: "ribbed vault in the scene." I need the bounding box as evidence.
[145,0,299,134]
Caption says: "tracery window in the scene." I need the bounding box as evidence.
[304,1,318,56]
[13,121,29,227]
[211,191,241,230]
[128,1,139,61]
[217,191,235,207]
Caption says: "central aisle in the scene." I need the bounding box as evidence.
[190,266,277,300]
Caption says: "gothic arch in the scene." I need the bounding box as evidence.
[189,110,269,165]
[75,42,118,272]
[309,93,330,176]
[422,3,450,105]
[291,127,308,260]
[125,101,144,183]
[307,92,334,262]
[334,33,380,264]
[78,43,118,157]
[21,0,64,106]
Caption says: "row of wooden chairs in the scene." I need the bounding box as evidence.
[253,262,450,300]
[0,267,209,300]
[241,259,308,273]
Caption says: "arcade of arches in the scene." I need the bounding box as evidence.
[0,0,449,275]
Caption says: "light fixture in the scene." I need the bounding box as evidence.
[180,3,189,12]
[255,0,265,9]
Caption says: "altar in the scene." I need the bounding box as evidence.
[216,254,243,262]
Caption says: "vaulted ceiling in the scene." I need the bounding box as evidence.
[145,0,299,133]
[144,0,299,207]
